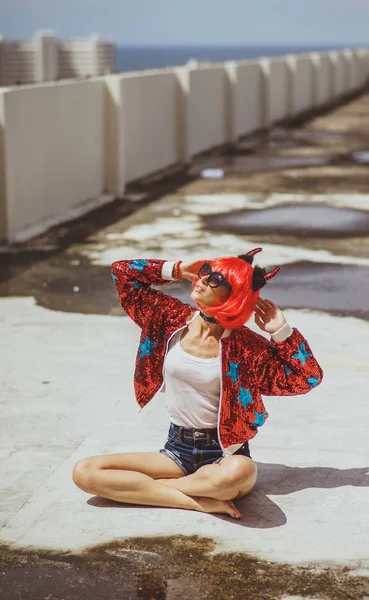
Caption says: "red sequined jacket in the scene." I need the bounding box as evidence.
[111,258,323,453]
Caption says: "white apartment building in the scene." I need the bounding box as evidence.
[0,31,116,86]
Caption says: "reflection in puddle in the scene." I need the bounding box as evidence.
[204,204,369,237]
[351,151,369,163]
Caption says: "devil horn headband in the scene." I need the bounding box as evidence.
[237,247,262,265]
[237,247,280,291]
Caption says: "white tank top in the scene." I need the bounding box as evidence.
[164,330,221,428]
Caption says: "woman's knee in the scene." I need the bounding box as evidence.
[72,457,97,491]
[220,456,257,489]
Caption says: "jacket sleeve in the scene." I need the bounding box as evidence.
[111,258,187,328]
[252,327,323,396]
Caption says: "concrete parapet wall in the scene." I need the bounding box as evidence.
[355,48,369,85]
[290,55,314,116]
[0,80,104,242]
[0,93,7,240]
[187,66,229,156]
[104,75,125,197]
[1,47,368,243]
[312,53,332,107]
[124,70,180,182]
[267,58,291,124]
[329,51,348,98]
[104,70,180,191]
[230,60,263,138]
[344,50,360,91]
[123,70,180,182]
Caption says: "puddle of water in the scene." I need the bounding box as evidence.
[0,256,122,316]
[159,261,369,320]
[2,250,369,320]
[203,204,369,238]
[263,260,369,319]
[267,138,303,150]
[349,569,369,578]
[189,154,329,178]
[351,151,369,164]
[302,129,349,140]
[267,128,319,150]
[231,154,328,174]
[1,536,368,600]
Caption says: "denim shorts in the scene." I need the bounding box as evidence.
[159,422,251,476]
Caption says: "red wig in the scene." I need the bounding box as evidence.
[195,248,280,330]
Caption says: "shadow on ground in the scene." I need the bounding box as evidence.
[88,462,369,531]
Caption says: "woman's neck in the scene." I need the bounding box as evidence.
[193,310,225,340]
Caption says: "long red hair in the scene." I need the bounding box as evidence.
[194,256,260,330]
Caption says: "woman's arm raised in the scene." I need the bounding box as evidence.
[252,298,323,396]
[111,259,189,328]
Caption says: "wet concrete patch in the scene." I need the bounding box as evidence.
[190,153,330,179]
[351,151,369,164]
[190,114,369,183]
[182,162,369,195]
[264,261,369,320]
[231,154,329,175]
[1,536,369,600]
[0,254,122,316]
[203,204,369,238]
[2,251,369,321]
[297,128,354,142]
[159,261,369,321]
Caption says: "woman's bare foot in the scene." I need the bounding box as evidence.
[195,497,241,519]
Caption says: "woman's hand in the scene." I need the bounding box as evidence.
[179,259,212,282]
[254,298,286,335]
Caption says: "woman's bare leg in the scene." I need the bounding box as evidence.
[72,452,241,518]
[157,456,258,502]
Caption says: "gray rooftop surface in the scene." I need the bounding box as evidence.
[1,93,369,599]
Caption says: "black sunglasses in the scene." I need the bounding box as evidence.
[198,263,232,292]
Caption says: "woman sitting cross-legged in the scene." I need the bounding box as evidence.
[73,249,323,519]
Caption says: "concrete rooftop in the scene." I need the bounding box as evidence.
[1,94,369,599]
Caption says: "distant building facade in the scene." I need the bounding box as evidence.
[0,31,116,86]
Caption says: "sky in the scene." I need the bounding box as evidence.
[0,0,368,46]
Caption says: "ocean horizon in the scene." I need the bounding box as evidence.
[116,43,353,73]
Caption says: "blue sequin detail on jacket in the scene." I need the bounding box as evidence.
[252,411,267,427]
[292,342,312,366]
[237,387,254,410]
[129,259,149,272]
[139,336,158,358]
[227,361,239,384]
